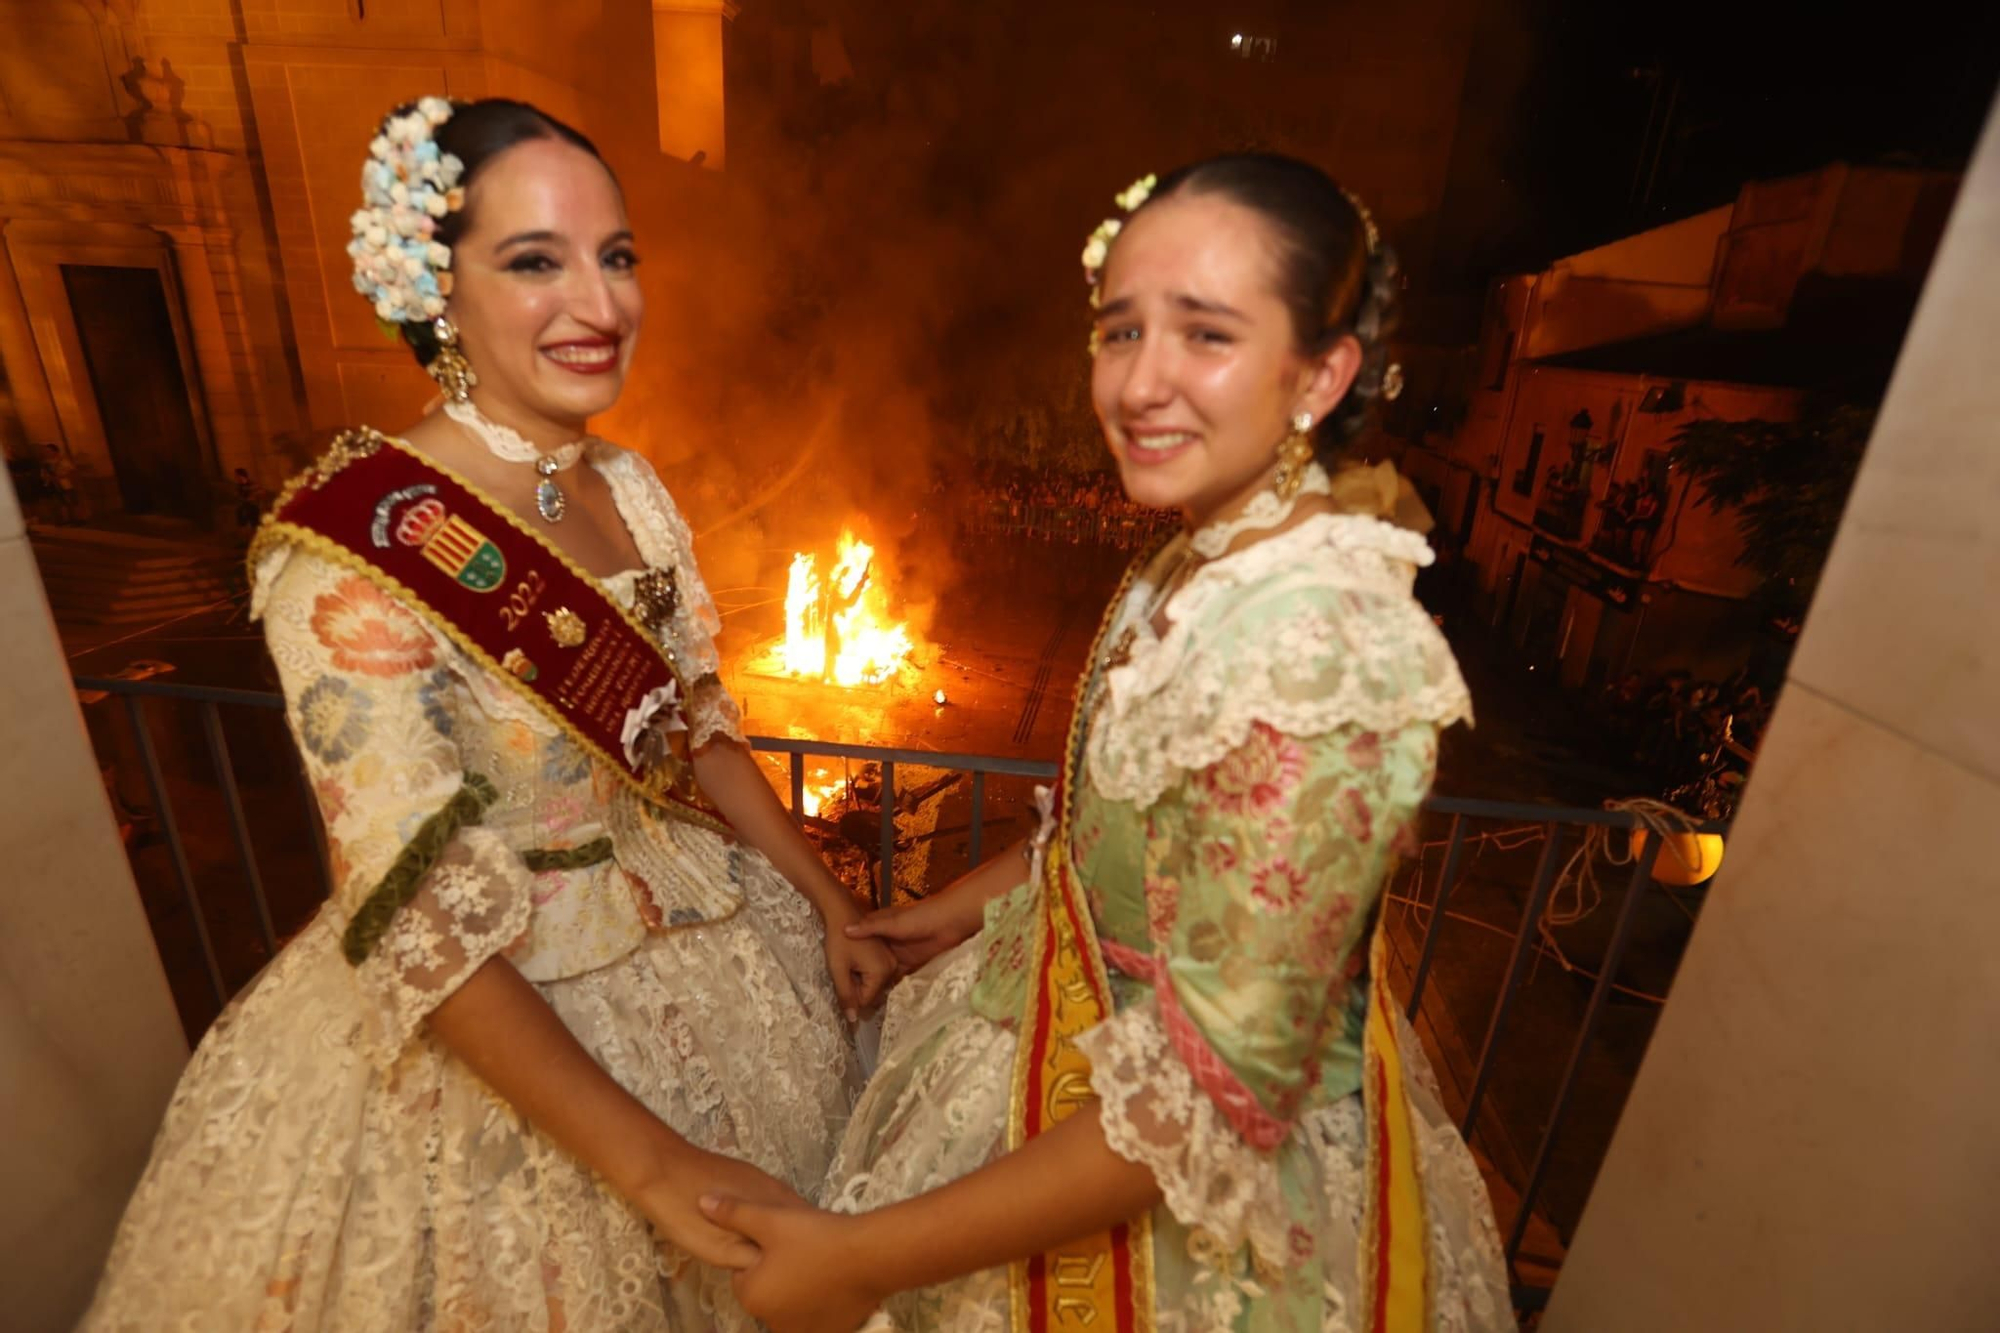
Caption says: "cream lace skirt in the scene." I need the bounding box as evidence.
[81,864,858,1332]
[823,938,1515,1333]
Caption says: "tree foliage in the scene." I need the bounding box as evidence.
[1667,405,1874,621]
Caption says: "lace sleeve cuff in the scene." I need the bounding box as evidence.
[350,823,533,1067]
[1077,994,1292,1270]
[687,673,745,748]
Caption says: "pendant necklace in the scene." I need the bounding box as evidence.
[443,400,587,523]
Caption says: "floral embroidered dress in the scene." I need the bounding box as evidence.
[824,510,1515,1332]
[83,441,860,1332]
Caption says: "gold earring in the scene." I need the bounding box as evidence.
[427,316,478,403]
[1274,412,1316,500]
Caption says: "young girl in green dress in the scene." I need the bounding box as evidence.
[704,154,1516,1333]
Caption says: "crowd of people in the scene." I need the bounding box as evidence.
[956,462,1180,549]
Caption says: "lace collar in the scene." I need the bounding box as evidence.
[1139,509,1436,623]
[1085,512,1468,810]
[442,399,597,473]
[1189,463,1333,558]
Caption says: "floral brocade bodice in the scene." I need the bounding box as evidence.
[971,510,1472,1128]
[252,437,751,1063]
[88,432,865,1333]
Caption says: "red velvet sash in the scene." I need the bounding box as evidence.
[251,429,728,834]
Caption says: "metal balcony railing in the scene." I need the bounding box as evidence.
[73,672,1727,1313]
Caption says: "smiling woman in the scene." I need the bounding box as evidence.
[396,101,631,392]
[1089,186,1365,521]
[77,96,897,1332]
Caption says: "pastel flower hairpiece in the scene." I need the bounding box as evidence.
[346,96,465,326]
[1334,183,1404,400]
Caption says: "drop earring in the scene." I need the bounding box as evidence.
[1273,411,1316,500]
[426,317,478,403]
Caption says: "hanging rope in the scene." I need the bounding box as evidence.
[1539,797,1704,944]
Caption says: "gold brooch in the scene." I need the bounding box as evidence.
[545,606,587,648]
[308,427,384,488]
[632,567,680,636]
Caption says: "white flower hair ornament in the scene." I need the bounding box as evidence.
[1081,172,1156,293]
[1082,171,1157,354]
[347,97,465,326]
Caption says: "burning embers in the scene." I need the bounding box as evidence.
[769,530,916,687]
[791,761,968,905]
[801,764,845,818]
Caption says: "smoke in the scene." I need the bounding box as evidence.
[573,0,1487,644]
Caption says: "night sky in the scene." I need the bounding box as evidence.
[1473,0,2000,275]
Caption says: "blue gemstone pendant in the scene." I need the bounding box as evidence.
[534,457,567,522]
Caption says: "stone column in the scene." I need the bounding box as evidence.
[0,468,187,1328]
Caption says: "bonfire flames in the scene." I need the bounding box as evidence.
[776,531,916,687]
[748,530,951,902]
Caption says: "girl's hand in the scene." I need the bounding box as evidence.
[841,892,981,975]
[632,1148,803,1272]
[701,1193,883,1333]
[817,894,899,1019]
